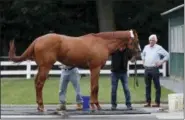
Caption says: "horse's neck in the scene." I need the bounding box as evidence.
[95,31,129,40]
[93,31,129,53]
[93,32,129,54]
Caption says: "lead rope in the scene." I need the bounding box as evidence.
[134,60,139,89]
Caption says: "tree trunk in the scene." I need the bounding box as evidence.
[96,0,115,32]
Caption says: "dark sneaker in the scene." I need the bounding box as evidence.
[56,104,66,111]
[127,105,133,110]
[144,102,151,107]
[111,105,117,110]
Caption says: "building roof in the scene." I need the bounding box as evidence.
[161,4,184,16]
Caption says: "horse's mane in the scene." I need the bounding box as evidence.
[93,31,130,40]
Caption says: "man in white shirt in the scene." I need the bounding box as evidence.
[141,34,169,107]
[56,65,83,111]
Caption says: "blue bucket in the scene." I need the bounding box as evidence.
[82,96,90,110]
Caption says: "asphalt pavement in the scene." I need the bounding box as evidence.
[1,104,184,120]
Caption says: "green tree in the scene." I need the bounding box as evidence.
[113,0,183,49]
[1,0,98,56]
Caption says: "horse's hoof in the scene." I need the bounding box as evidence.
[95,103,101,110]
[97,107,102,110]
[90,103,96,111]
[90,108,96,113]
[37,107,44,112]
[90,109,95,113]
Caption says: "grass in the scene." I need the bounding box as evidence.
[1,76,173,104]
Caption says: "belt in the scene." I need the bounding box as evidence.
[144,66,158,69]
[64,67,75,71]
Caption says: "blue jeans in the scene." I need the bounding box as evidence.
[111,72,131,107]
[59,68,83,104]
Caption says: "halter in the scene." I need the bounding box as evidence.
[129,30,134,39]
[129,30,140,88]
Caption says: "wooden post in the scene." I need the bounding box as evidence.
[26,60,31,79]
[183,1,185,117]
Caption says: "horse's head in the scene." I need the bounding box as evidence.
[127,29,141,60]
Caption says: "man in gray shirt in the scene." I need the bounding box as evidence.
[141,34,169,107]
[56,65,83,110]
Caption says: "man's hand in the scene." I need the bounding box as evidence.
[155,61,163,67]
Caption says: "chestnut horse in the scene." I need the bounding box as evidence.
[8,29,141,112]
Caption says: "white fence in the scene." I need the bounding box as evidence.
[0,60,167,79]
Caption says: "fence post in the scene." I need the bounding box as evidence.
[127,61,130,77]
[162,62,167,77]
[26,60,31,79]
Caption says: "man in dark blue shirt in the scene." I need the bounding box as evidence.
[110,48,134,110]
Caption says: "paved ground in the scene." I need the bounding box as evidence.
[1,104,184,120]
[1,116,160,120]
[160,77,184,93]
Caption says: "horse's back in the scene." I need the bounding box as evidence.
[33,32,109,68]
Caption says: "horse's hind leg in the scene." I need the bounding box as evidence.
[35,65,52,112]
[90,67,101,111]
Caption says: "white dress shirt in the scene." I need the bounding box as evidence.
[59,64,73,69]
[141,44,169,67]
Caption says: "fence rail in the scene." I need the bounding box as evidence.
[0,60,167,79]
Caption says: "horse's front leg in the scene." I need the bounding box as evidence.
[90,66,101,111]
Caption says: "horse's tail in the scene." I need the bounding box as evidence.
[8,40,35,62]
